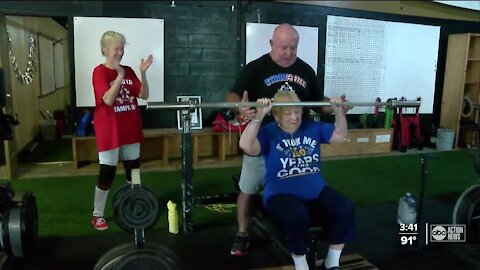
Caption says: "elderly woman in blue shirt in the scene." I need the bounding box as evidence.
[239,91,356,270]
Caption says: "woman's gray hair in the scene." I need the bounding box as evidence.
[100,31,126,56]
[271,91,301,116]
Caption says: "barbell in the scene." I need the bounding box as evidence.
[147,100,421,110]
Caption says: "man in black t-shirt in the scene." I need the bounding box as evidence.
[227,23,330,257]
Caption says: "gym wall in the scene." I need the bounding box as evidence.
[5,16,70,152]
[0,1,479,132]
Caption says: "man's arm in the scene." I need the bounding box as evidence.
[226,63,256,119]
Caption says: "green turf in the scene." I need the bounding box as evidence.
[8,150,479,238]
[322,150,478,205]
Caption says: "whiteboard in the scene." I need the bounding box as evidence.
[246,23,318,70]
[39,35,56,96]
[73,17,164,107]
[324,15,440,114]
[434,1,480,11]
[54,42,65,88]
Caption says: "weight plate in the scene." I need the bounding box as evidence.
[1,208,11,257]
[474,153,480,176]
[113,184,132,212]
[94,243,134,270]
[94,242,181,270]
[0,192,38,258]
[8,205,23,257]
[116,243,181,270]
[114,188,159,232]
[453,184,480,224]
[116,251,179,270]
[467,193,480,243]
[20,192,38,257]
[453,184,480,243]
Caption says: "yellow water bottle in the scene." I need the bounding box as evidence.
[167,200,179,234]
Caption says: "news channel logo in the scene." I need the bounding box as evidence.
[429,224,466,242]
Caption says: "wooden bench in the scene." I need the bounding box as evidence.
[321,128,393,158]
[72,128,240,170]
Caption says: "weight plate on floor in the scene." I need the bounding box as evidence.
[114,188,159,232]
[94,242,181,270]
[453,184,480,243]
[116,248,180,270]
[94,243,134,270]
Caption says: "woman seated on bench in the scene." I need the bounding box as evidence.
[239,91,357,270]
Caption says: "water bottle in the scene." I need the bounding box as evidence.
[75,110,93,137]
[397,193,417,224]
[167,200,179,234]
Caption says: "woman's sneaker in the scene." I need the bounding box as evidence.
[230,233,249,256]
[92,216,109,231]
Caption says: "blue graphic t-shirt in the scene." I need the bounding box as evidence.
[257,120,335,205]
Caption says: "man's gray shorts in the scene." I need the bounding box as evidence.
[238,154,266,194]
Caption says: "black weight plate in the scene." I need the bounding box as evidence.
[474,152,480,176]
[7,205,23,257]
[20,192,38,257]
[467,193,480,243]
[0,191,37,258]
[112,184,132,212]
[116,250,179,270]
[115,188,159,232]
[148,242,181,265]
[94,243,134,270]
[1,207,12,257]
[453,185,480,224]
[94,243,181,270]
[116,243,181,270]
[453,184,480,243]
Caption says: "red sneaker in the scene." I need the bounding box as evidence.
[92,216,109,231]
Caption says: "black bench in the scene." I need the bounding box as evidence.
[233,175,326,268]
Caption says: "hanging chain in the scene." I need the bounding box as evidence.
[7,31,37,85]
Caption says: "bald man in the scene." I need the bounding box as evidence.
[227,23,329,257]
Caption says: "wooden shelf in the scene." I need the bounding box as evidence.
[440,33,480,148]
[71,128,241,170]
